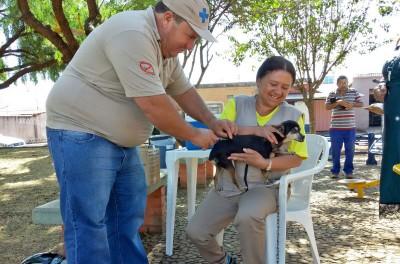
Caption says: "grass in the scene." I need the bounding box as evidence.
[0,146,61,263]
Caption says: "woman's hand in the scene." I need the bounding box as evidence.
[228,148,269,169]
[256,126,283,144]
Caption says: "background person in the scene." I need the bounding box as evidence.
[325,76,364,179]
[373,37,400,216]
[45,0,236,263]
[186,56,308,264]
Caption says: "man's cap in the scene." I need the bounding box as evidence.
[162,0,217,42]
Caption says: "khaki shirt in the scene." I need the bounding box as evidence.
[46,7,191,147]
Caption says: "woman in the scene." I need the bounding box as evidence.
[373,37,400,217]
[186,56,308,264]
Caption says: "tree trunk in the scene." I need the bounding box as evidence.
[17,0,74,63]
[308,99,316,133]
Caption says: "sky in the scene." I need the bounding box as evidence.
[0,9,399,114]
[199,13,400,85]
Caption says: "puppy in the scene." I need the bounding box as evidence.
[329,97,345,110]
[209,120,305,189]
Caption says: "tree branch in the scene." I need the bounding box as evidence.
[0,26,25,56]
[188,44,198,80]
[84,0,102,35]
[0,59,56,89]
[52,0,80,53]
[3,49,38,60]
[181,48,195,69]
[0,63,33,73]
[17,0,74,63]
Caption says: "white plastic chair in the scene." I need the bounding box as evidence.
[266,134,329,264]
[165,148,211,256]
[217,134,329,263]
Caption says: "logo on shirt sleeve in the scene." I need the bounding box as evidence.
[139,61,155,76]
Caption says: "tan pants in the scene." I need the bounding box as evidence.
[186,187,278,264]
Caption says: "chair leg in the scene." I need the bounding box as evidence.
[266,213,277,264]
[186,158,198,219]
[287,209,320,264]
[166,160,180,256]
[303,221,320,264]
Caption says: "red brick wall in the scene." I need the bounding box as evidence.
[140,186,166,234]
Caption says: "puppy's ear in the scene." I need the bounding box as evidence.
[272,124,285,134]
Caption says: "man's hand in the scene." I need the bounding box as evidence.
[190,128,219,149]
[337,99,353,109]
[208,119,238,139]
[364,103,384,115]
[373,83,387,102]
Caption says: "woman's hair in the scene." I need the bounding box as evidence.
[256,56,296,84]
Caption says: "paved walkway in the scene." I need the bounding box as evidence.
[143,153,400,263]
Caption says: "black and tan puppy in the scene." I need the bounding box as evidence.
[209,120,305,189]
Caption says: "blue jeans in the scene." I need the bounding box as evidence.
[46,128,148,264]
[329,128,356,175]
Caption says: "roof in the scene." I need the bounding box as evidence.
[198,82,256,88]
[0,111,45,117]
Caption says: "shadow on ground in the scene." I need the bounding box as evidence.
[144,154,400,263]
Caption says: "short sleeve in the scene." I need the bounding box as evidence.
[165,61,192,96]
[219,98,236,121]
[104,31,165,97]
[325,92,335,104]
[354,90,362,102]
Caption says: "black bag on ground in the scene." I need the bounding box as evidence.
[20,252,66,264]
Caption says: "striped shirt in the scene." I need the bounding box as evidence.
[325,88,362,129]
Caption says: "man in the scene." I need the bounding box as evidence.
[325,75,363,179]
[45,1,236,263]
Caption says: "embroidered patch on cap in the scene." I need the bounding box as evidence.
[198,7,209,23]
[139,61,155,75]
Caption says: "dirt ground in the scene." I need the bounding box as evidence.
[1,143,399,263]
[0,147,164,263]
[0,147,61,263]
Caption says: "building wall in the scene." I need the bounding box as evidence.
[0,77,378,143]
[196,83,333,131]
[0,112,46,143]
[294,101,310,124]
[196,81,373,133]
[313,100,331,132]
[352,73,381,131]
[309,74,381,132]
[197,84,257,104]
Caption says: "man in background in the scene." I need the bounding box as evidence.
[325,75,363,179]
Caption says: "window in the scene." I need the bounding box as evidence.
[206,101,224,115]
